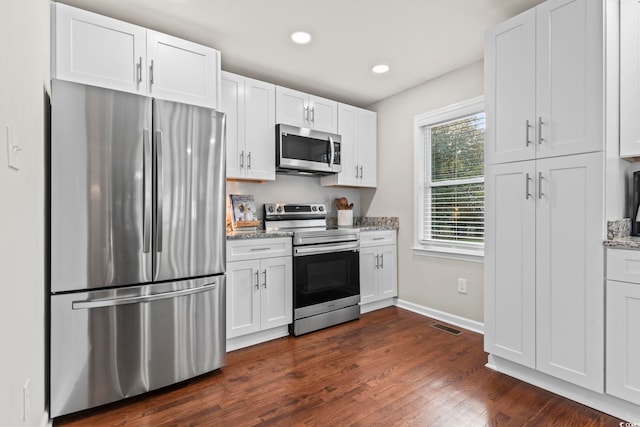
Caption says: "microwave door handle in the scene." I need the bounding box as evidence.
[328,136,334,167]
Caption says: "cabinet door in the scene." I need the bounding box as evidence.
[331,104,359,186]
[620,0,640,157]
[221,72,246,179]
[535,0,603,159]
[357,109,377,188]
[244,78,276,181]
[484,8,536,164]
[309,95,338,133]
[359,247,377,305]
[276,86,308,128]
[53,3,146,94]
[260,256,292,330]
[226,260,261,338]
[535,152,604,392]
[377,245,397,299]
[147,30,219,109]
[606,280,640,405]
[484,161,536,368]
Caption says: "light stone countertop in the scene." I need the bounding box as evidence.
[604,236,640,250]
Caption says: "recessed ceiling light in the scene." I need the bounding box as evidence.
[290,31,312,45]
[372,64,390,74]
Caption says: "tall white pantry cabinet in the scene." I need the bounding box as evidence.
[484,0,613,397]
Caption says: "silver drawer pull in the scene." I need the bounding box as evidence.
[250,247,272,251]
[373,237,386,241]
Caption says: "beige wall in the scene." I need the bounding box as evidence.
[0,0,50,425]
[364,60,485,323]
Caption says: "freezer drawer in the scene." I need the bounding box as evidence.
[50,276,225,417]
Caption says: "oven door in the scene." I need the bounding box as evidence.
[293,243,359,311]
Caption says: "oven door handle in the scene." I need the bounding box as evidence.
[294,242,359,257]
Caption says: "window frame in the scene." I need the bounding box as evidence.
[413,96,485,262]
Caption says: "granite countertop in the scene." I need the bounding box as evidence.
[604,236,640,250]
[226,230,293,240]
[603,218,640,249]
[227,216,400,240]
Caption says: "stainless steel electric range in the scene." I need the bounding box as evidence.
[264,203,360,336]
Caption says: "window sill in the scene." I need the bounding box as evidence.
[412,244,484,263]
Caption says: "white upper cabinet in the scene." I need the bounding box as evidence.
[275,86,338,133]
[146,30,219,109]
[321,103,377,188]
[485,0,603,164]
[221,71,276,181]
[52,3,146,95]
[621,0,640,157]
[52,3,220,109]
[485,10,536,164]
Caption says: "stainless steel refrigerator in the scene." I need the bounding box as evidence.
[49,79,226,417]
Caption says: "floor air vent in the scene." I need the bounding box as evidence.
[431,323,463,335]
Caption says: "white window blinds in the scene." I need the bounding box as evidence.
[423,112,485,245]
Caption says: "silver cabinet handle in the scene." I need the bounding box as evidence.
[72,282,217,309]
[250,247,272,251]
[538,171,544,199]
[247,151,252,169]
[526,119,532,146]
[240,150,244,168]
[537,117,544,145]
[359,166,363,179]
[380,253,384,269]
[263,270,267,288]
[525,173,532,200]
[304,106,309,122]
[255,270,259,290]
[137,57,143,84]
[373,237,386,241]
[143,129,152,253]
[155,130,164,253]
[150,59,155,86]
[375,254,379,269]
[310,106,315,123]
[355,165,359,179]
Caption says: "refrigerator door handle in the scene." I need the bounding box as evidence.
[72,281,218,310]
[155,130,164,253]
[143,129,152,253]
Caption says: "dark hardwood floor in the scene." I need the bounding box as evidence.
[54,307,623,426]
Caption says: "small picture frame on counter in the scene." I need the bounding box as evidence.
[229,194,260,230]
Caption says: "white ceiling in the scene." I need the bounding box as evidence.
[58,0,544,107]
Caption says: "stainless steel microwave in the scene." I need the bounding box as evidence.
[276,124,342,176]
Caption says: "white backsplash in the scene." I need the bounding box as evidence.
[226,174,361,220]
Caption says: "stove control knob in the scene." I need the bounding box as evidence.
[318,205,325,212]
[312,206,317,211]
[267,205,275,213]
[276,206,284,213]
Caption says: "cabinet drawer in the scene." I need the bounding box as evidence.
[360,230,396,248]
[607,248,640,284]
[227,238,292,262]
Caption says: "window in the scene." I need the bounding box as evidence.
[413,96,485,261]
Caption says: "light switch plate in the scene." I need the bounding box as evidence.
[6,126,21,170]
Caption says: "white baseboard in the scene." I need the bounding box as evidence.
[360,298,394,314]
[41,410,51,427]
[487,354,640,423]
[395,299,484,334]
[226,326,289,352]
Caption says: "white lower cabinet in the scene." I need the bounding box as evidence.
[485,152,604,392]
[226,238,292,351]
[606,249,640,405]
[359,230,397,313]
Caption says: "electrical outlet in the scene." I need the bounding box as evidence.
[457,278,467,294]
[22,377,31,423]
